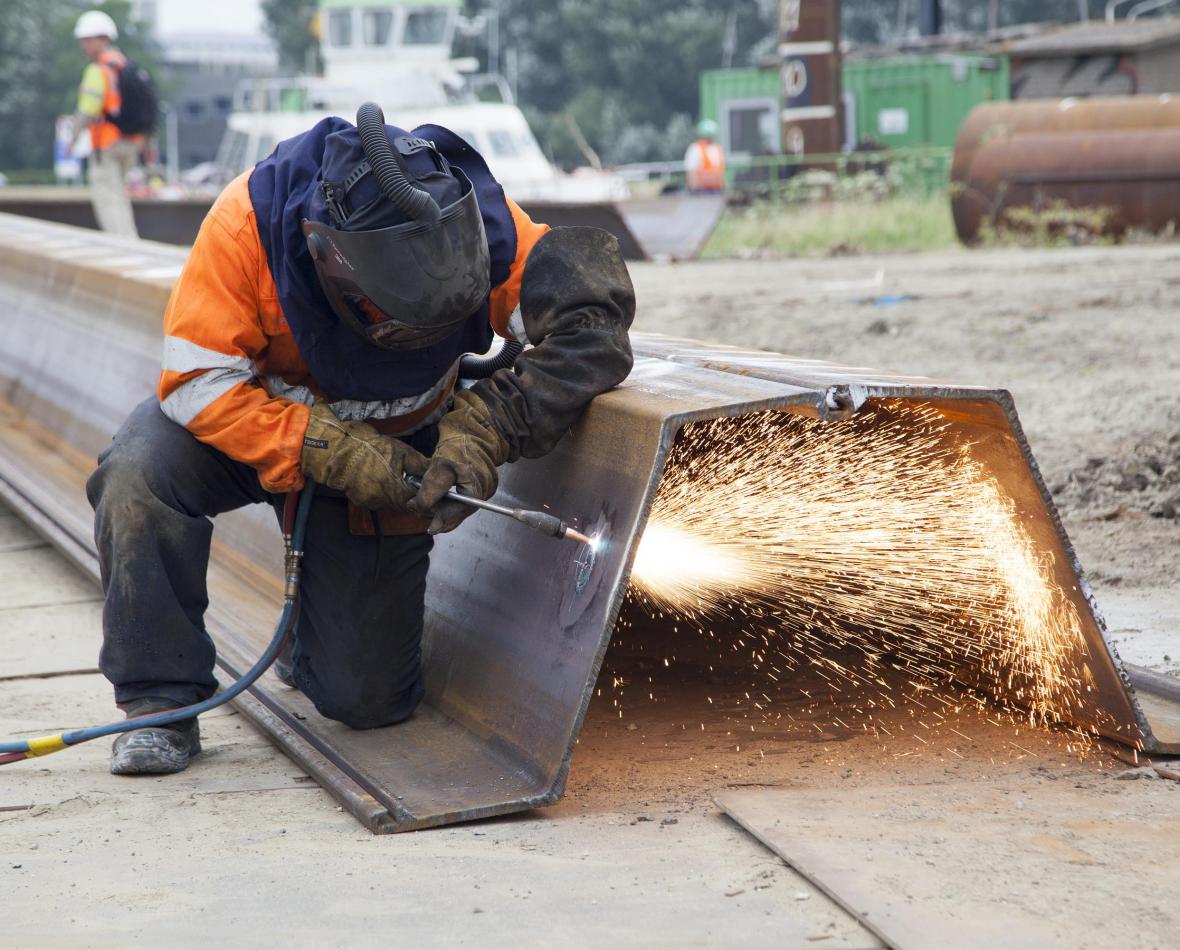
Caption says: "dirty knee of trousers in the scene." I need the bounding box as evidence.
[301,673,426,731]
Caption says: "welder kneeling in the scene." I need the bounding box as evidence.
[86,103,635,775]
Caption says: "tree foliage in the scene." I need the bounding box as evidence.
[488,0,776,166]
[261,0,322,73]
[0,0,161,173]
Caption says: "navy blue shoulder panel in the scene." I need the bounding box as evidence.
[248,119,517,403]
[249,116,349,352]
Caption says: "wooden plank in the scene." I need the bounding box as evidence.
[0,512,48,553]
[717,781,1180,950]
[0,674,317,809]
[0,601,102,680]
[0,546,99,610]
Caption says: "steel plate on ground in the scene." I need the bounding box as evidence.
[0,214,1171,835]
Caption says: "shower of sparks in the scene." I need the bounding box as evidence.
[625,403,1103,737]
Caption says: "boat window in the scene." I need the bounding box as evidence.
[255,135,277,164]
[328,9,353,47]
[362,9,393,46]
[220,129,249,176]
[488,130,519,158]
[404,9,449,45]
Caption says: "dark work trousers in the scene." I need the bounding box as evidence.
[86,398,435,730]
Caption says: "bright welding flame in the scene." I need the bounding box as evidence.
[629,522,755,614]
[627,404,1093,731]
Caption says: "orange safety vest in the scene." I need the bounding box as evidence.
[686,139,725,193]
[88,49,143,151]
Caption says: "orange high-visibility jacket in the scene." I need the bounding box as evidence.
[77,49,143,151]
[684,139,725,193]
[158,173,549,493]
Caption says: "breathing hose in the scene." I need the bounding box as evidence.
[459,339,524,380]
[0,481,318,767]
[355,101,440,225]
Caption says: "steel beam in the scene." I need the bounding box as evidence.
[0,189,657,261]
[0,214,1174,835]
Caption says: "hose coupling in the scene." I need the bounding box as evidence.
[284,543,304,600]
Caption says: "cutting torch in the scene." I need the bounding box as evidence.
[406,475,594,546]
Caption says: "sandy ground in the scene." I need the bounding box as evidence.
[1,242,1178,948]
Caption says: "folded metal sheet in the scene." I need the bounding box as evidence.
[0,214,1173,834]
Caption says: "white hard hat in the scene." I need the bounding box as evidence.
[74,10,118,40]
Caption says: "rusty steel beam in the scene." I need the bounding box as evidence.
[0,188,658,261]
[0,214,1174,834]
[952,96,1180,243]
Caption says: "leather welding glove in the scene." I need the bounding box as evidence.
[408,389,509,535]
[465,226,635,461]
[300,402,429,511]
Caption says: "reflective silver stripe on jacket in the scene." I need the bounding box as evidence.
[160,336,256,426]
[265,358,461,431]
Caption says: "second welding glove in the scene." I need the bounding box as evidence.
[408,389,509,534]
[409,226,635,535]
[300,402,428,510]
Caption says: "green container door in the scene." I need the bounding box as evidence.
[700,68,782,159]
[843,56,1009,149]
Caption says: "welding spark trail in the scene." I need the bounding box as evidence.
[625,404,1096,733]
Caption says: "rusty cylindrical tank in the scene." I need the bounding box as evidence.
[951,96,1180,243]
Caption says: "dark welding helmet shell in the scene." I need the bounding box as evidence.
[302,102,492,351]
[302,171,490,350]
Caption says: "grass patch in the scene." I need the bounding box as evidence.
[702,195,957,259]
[0,169,58,186]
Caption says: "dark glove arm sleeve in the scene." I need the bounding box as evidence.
[470,227,636,461]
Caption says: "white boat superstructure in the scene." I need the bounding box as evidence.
[216,0,628,202]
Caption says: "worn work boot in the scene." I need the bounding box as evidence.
[110,697,201,776]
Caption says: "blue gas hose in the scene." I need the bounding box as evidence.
[0,481,317,765]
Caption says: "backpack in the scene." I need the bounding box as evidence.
[106,58,159,136]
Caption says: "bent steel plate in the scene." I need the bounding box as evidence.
[0,214,1174,835]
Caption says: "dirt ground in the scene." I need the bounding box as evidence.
[2,242,1178,948]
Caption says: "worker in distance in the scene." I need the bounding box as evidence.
[71,10,156,238]
[87,102,636,775]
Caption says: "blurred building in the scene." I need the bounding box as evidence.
[132,0,277,171]
[156,32,279,169]
[1003,18,1180,99]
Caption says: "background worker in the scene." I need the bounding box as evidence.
[86,106,636,776]
[684,119,726,194]
[72,10,144,238]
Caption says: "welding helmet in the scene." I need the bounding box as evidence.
[301,102,491,351]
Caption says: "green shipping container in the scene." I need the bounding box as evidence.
[842,55,1009,149]
[699,55,1009,154]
